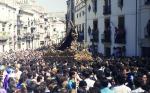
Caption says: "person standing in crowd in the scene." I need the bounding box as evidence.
[113,75,131,93]
[83,70,95,91]
[100,79,114,93]
[67,71,77,92]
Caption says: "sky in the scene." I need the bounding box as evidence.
[37,0,67,12]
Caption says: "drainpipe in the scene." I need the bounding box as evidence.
[135,0,138,56]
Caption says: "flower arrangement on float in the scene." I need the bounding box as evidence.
[74,49,94,62]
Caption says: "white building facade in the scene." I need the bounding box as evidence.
[74,0,85,48]
[0,1,17,52]
[0,0,58,53]
[48,16,66,44]
[72,0,150,57]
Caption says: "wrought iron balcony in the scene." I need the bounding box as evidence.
[145,0,150,5]
[103,5,111,15]
[114,28,126,44]
[101,30,111,43]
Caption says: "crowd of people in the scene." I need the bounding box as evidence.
[0,49,150,93]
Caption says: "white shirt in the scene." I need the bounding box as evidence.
[132,87,145,93]
[15,70,22,81]
[113,85,131,93]
[84,78,95,91]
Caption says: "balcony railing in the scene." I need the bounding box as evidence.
[114,28,126,44]
[145,0,150,5]
[103,5,111,15]
[101,30,111,43]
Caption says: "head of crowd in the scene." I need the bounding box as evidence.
[0,50,150,93]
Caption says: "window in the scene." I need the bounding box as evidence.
[88,5,91,12]
[77,14,78,18]
[40,25,43,28]
[2,24,5,27]
[17,30,20,35]
[2,28,5,31]
[88,26,91,35]
[104,18,110,29]
[145,0,150,5]
[79,12,81,17]
[9,24,12,30]
[40,41,44,45]
[118,16,125,29]
[146,20,150,37]
[53,28,56,31]
[118,0,124,10]
[44,18,48,22]
[79,24,81,32]
[24,27,27,29]
[93,0,97,13]
[82,11,85,16]
[2,24,5,31]
[103,0,111,15]
[17,43,21,49]
[82,23,84,32]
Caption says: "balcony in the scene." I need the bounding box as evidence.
[17,35,25,41]
[0,32,9,42]
[0,36,8,42]
[24,33,34,41]
[101,30,111,43]
[145,0,150,5]
[114,28,126,44]
[77,32,84,42]
[103,5,111,15]
[90,30,99,43]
